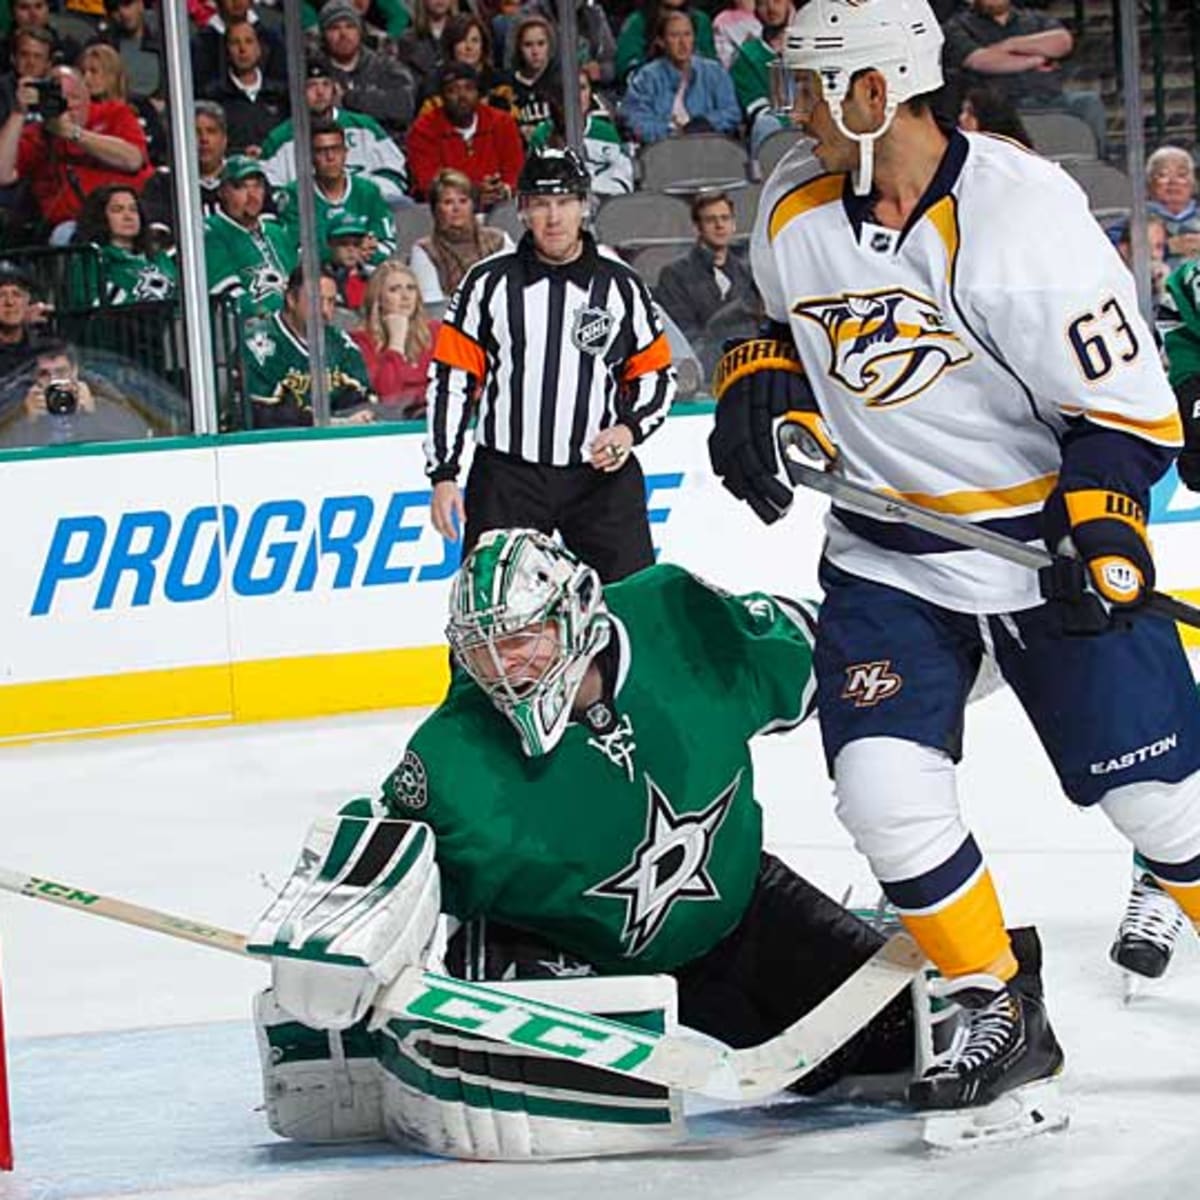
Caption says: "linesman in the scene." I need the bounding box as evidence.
[423,146,676,582]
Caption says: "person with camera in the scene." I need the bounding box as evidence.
[21,340,96,424]
[0,63,152,244]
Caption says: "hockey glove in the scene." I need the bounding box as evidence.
[1177,376,1200,491]
[708,333,832,525]
[1041,485,1155,623]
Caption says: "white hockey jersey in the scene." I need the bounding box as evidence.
[752,130,1182,613]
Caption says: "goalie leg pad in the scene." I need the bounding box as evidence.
[254,989,385,1143]
[374,975,686,1160]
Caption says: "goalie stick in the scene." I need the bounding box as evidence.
[777,423,1200,631]
[0,864,924,1102]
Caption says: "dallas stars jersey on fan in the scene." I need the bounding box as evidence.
[204,211,297,318]
[753,130,1182,613]
[69,245,177,308]
[275,174,395,266]
[379,565,817,974]
[1161,258,1200,389]
[242,311,372,426]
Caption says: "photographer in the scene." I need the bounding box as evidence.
[0,64,152,244]
[21,340,96,423]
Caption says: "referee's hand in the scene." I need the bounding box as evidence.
[431,480,466,541]
[590,425,634,473]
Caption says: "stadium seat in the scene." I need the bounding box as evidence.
[593,193,695,250]
[1021,110,1099,162]
[637,134,749,193]
[730,182,762,236]
[1061,160,1133,212]
[756,128,808,179]
[485,199,524,243]
[631,243,690,290]
[392,205,434,260]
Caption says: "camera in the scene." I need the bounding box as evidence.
[44,378,78,417]
[29,77,67,121]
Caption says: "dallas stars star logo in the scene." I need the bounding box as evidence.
[586,772,739,957]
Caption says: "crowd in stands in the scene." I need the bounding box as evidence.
[0,0,1193,442]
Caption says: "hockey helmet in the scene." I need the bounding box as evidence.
[446,529,611,757]
[517,147,591,200]
[772,0,944,194]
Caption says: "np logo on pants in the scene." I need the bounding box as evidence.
[842,660,903,707]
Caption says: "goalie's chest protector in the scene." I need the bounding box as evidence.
[392,578,768,975]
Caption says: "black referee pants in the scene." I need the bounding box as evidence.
[462,447,655,583]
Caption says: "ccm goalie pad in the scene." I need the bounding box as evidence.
[248,815,440,1029]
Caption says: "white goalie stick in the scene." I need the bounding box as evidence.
[777,423,1200,631]
[0,864,924,1102]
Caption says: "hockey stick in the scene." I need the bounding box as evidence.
[0,864,924,1101]
[777,424,1200,630]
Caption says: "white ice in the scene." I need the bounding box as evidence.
[2,687,1200,1200]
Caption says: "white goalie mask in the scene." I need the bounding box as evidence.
[447,529,611,758]
[771,0,944,195]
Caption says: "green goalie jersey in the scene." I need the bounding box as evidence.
[377,564,817,975]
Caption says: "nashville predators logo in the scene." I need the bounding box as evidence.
[842,660,903,707]
[793,287,972,407]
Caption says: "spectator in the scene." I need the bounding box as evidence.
[435,11,506,111]
[396,0,458,98]
[408,165,509,304]
[259,58,409,207]
[276,117,396,267]
[621,11,741,145]
[0,63,152,244]
[1145,146,1200,272]
[713,0,760,69]
[499,13,559,149]
[93,0,162,100]
[0,27,53,125]
[405,62,524,209]
[195,99,229,212]
[654,189,759,373]
[958,83,1032,145]
[615,0,716,84]
[199,19,289,155]
[350,259,439,417]
[78,42,166,165]
[0,0,83,71]
[729,0,794,153]
[514,1,618,96]
[16,338,96,425]
[1111,214,1169,310]
[942,0,1108,156]
[323,210,371,311]
[191,0,285,88]
[0,258,49,381]
[1160,258,1200,489]
[71,181,176,306]
[319,0,416,139]
[579,68,633,196]
[242,264,375,428]
[205,154,295,317]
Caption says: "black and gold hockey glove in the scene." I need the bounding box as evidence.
[708,330,833,525]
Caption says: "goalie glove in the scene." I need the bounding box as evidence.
[248,815,440,1030]
[708,329,834,525]
[1041,484,1155,619]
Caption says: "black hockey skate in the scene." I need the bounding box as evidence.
[1110,873,1185,982]
[908,927,1065,1146]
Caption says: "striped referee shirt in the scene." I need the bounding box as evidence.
[424,232,676,481]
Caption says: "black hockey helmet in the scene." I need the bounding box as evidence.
[517,147,590,200]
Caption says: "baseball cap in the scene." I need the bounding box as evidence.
[221,154,267,183]
[0,259,35,292]
[305,57,335,82]
[327,213,370,240]
[320,0,363,30]
[439,61,480,90]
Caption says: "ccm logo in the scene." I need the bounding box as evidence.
[842,660,903,707]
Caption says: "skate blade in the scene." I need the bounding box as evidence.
[1122,970,1141,1005]
[922,1079,1069,1153]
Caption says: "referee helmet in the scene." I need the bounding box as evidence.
[517,147,591,200]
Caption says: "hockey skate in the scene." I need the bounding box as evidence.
[909,928,1067,1151]
[1110,873,1186,1001]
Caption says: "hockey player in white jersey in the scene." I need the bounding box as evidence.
[707,0,1200,1141]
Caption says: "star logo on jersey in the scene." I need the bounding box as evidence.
[384,749,428,810]
[572,305,614,355]
[132,265,174,303]
[245,328,276,366]
[792,287,972,407]
[586,772,739,957]
[249,264,286,302]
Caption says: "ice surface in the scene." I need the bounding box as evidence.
[2,690,1199,1199]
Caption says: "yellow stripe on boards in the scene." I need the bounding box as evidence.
[1176,588,1200,647]
[0,646,450,745]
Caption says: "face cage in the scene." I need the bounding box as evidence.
[453,619,569,710]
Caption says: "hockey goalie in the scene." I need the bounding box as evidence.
[248,529,1059,1159]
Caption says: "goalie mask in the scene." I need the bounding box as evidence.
[447,529,611,758]
[771,0,944,195]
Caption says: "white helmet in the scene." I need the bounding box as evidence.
[777,0,944,194]
[447,529,611,758]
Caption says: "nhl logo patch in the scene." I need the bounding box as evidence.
[571,305,614,355]
[385,749,428,809]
